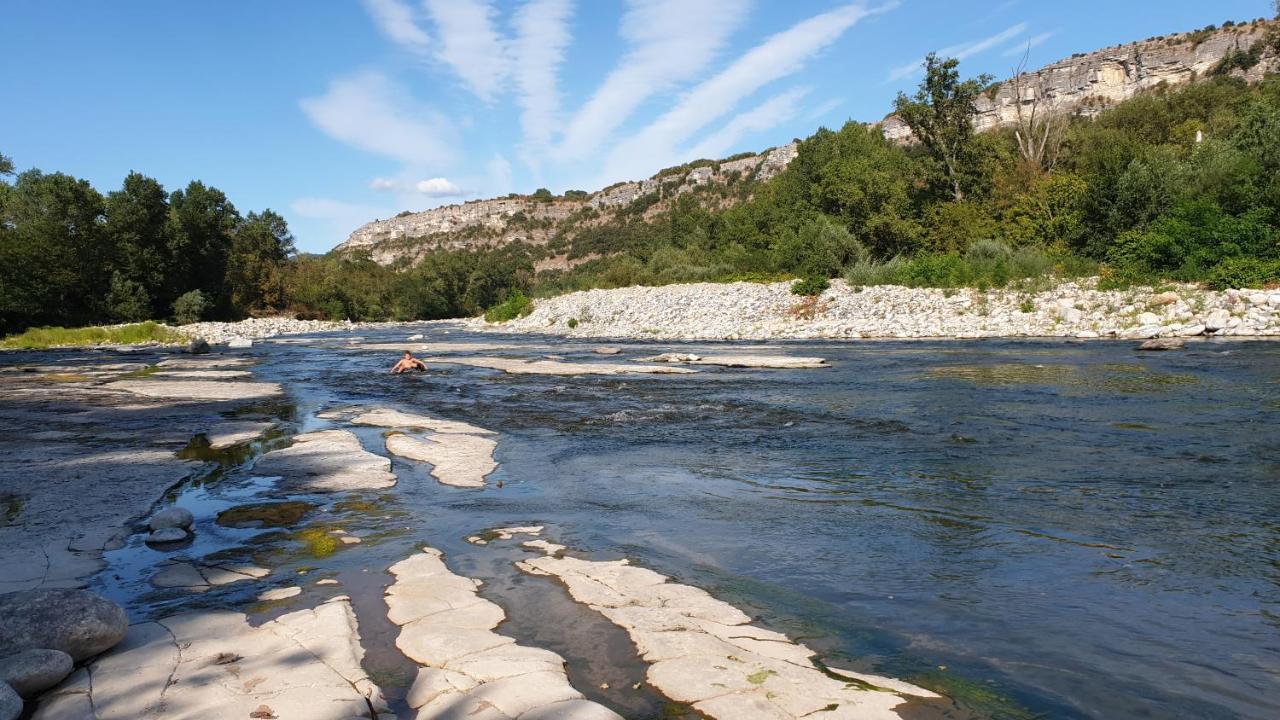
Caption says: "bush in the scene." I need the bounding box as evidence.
[1,321,186,349]
[106,273,151,323]
[791,276,830,296]
[172,290,210,325]
[1206,256,1280,289]
[483,292,533,322]
[567,318,579,328]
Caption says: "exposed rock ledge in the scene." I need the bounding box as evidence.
[386,546,622,720]
[470,279,1280,341]
[517,542,939,720]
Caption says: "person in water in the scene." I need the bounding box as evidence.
[390,350,427,374]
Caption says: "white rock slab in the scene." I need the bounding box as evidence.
[105,379,282,401]
[352,407,495,435]
[253,430,396,492]
[642,354,829,369]
[423,356,697,376]
[33,596,386,720]
[386,547,622,720]
[518,545,938,720]
[386,433,496,488]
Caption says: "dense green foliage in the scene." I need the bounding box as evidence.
[4,51,1279,333]
[0,165,294,333]
[0,321,186,349]
[483,291,534,322]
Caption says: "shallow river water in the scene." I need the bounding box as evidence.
[98,329,1280,719]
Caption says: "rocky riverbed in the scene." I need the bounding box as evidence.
[470,278,1280,340]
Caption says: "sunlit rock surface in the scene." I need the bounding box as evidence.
[252,429,396,492]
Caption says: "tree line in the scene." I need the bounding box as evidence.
[3,48,1279,333]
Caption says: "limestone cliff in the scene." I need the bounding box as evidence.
[336,144,798,266]
[882,19,1279,142]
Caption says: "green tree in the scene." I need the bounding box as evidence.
[0,153,13,177]
[531,187,554,202]
[0,170,109,330]
[167,181,240,313]
[105,172,170,314]
[893,54,992,201]
[106,272,151,322]
[172,289,210,324]
[225,210,293,314]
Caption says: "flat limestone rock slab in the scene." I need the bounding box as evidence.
[253,429,396,492]
[352,407,495,435]
[385,547,621,719]
[640,353,828,368]
[386,433,497,488]
[155,357,254,369]
[203,420,272,449]
[34,596,386,720]
[105,378,282,401]
[422,356,696,376]
[152,369,254,379]
[518,542,938,720]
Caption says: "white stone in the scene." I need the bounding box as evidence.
[253,430,395,492]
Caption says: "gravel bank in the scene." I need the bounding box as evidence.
[470,279,1280,341]
[178,317,367,344]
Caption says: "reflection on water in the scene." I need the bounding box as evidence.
[112,331,1280,719]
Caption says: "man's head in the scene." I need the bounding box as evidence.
[403,351,412,359]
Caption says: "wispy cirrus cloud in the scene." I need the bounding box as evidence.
[602,2,880,181]
[1002,30,1055,57]
[299,70,459,168]
[886,22,1029,83]
[361,0,430,53]
[686,86,811,161]
[423,0,508,101]
[511,0,575,151]
[554,0,752,163]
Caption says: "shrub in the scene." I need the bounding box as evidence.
[567,318,579,328]
[106,273,151,323]
[172,290,210,325]
[1206,256,1280,289]
[483,292,533,322]
[791,276,830,296]
[1019,297,1036,313]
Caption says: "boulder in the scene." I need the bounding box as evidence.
[148,506,194,531]
[592,347,622,355]
[0,589,127,662]
[1137,312,1161,326]
[0,682,19,720]
[0,648,74,697]
[1204,308,1231,333]
[186,337,210,354]
[1137,338,1185,351]
[227,336,253,349]
[1149,291,1180,306]
[145,527,189,544]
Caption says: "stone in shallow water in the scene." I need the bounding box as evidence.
[517,543,939,720]
[386,433,496,488]
[385,547,621,719]
[144,527,188,544]
[0,589,128,663]
[105,378,282,401]
[423,355,697,376]
[253,430,395,492]
[351,407,495,435]
[148,505,193,530]
[0,648,74,698]
[256,586,301,602]
[0,682,19,720]
[1137,338,1185,351]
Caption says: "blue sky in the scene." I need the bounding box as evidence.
[2,1,1272,252]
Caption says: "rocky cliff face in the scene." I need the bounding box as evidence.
[337,144,798,266]
[882,19,1279,142]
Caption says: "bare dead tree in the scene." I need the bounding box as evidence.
[1009,46,1074,173]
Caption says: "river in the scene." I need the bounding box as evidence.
[94,328,1280,719]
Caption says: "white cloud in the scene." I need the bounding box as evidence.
[370,177,398,191]
[554,0,752,162]
[362,0,430,52]
[415,177,464,196]
[685,86,810,160]
[805,98,846,123]
[887,22,1029,82]
[424,0,508,102]
[300,71,459,168]
[1001,31,1055,57]
[602,2,877,182]
[488,153,513,192]
[511,0,574,153]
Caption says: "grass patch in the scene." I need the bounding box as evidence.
[1,321,187,349]
[484,292,533,322]
[294,527,341,559]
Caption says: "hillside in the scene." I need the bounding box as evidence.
[884,18,1280,141]
[336,143,798,267]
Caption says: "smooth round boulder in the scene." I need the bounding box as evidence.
[0,648,73,698]
[0,681,20,720]
[146,527,189,544]
[0,589,128,663]
[149,506,194,531]
[187,337,210,354]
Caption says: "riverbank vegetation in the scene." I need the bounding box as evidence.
[3,49,1278,332]
[0,321,186,349]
